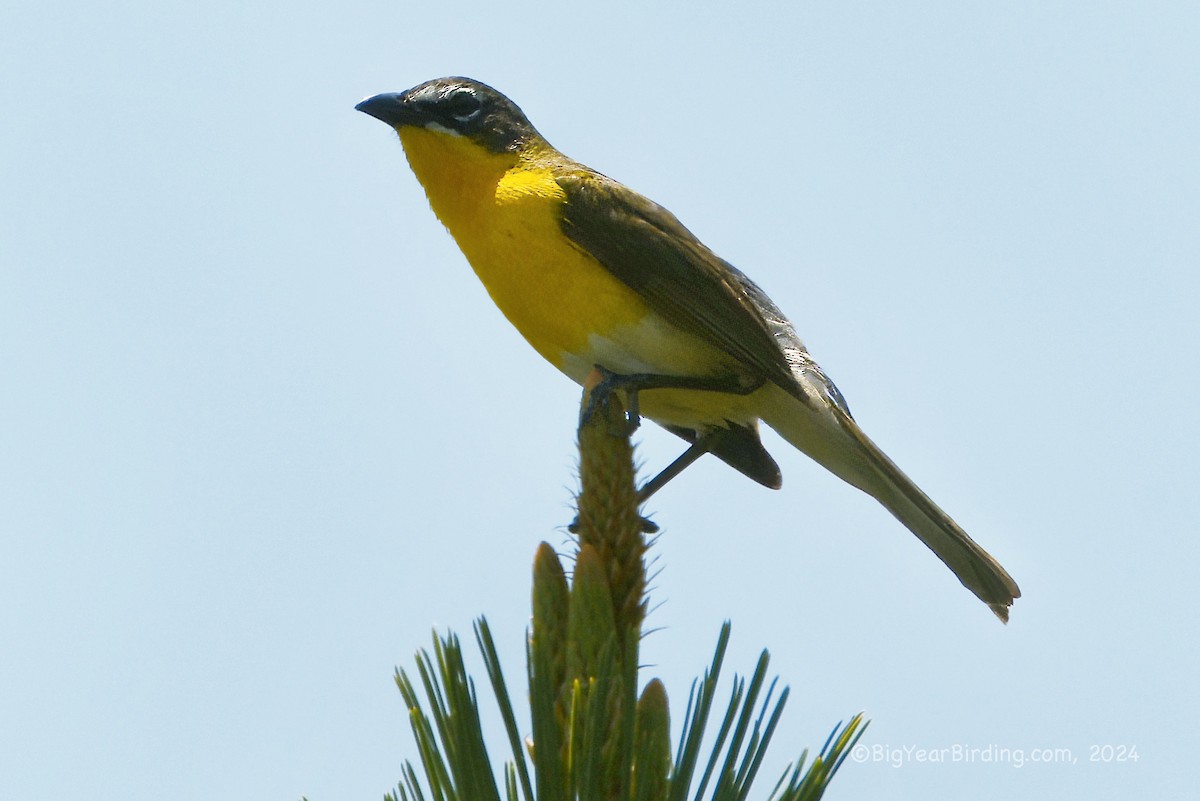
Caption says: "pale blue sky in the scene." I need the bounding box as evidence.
[2,2,1197,799]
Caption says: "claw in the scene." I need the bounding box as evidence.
[580,365,642,432]
[569,514,659,534]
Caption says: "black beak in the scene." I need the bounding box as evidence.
[355,92,416,126]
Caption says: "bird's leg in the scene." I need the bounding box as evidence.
[581,365,764,434]
[636,425,762,501]
[578,367,766,502]
[636,435,717,502]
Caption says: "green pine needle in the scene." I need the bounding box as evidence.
[476,619,535,801]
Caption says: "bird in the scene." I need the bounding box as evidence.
[355,77,1020,621]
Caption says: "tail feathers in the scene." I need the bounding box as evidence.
[761,387,1020,621]
[856,428,1022,623]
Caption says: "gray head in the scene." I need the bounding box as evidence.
[355,77,543,153]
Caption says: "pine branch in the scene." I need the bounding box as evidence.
[385,386,867,801]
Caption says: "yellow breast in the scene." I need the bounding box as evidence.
[398,127,651,370]
[396,126,759,429]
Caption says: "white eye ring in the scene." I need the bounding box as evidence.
[423,121,464,137]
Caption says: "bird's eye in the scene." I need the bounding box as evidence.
[442,89,483,122]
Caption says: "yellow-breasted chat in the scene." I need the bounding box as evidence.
[356,77,1020,621]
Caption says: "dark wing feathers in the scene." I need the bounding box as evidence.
[556,170,802,394]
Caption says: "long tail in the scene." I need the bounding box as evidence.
[759,385,1021,622]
